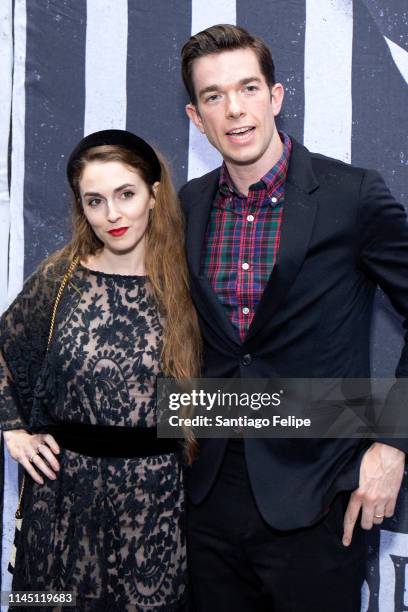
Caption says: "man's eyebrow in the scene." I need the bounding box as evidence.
[198,84,220,98]
[198,77,263,99]
[239,77,262,86]
[83,183,136,197]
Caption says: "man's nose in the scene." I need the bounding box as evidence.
[226,94,245,118]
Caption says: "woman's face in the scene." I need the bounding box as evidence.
[79,160,158,256]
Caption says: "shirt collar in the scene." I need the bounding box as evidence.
[218,131,292,201]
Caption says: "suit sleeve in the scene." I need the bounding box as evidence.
[0,266,54,430]
[358,169,408,453]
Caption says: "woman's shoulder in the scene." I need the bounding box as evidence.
[38,251,73,281]
[2,252,75,321]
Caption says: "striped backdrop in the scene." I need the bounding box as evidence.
[0,1,407,609]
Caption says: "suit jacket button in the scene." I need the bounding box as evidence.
[241,353,252,366]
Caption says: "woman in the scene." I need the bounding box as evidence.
[0,129,201,611]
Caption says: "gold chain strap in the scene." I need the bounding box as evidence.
[15,256,79,519]
[15,477,25,520]
[47,257,79,348]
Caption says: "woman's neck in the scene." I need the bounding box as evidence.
[82,245,146,276]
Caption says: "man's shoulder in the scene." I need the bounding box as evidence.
[179,167,220,199]
[294,139,374,188]
[311,150,368,176]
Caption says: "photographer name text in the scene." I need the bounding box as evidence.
[168,415,311,429]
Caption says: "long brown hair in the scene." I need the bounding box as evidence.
[46,144,200,462]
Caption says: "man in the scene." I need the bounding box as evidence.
[179,24,407,611]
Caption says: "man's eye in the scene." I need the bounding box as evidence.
[245,85,258,92]
[206,94,220,103]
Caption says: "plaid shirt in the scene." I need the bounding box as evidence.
[201,132,292,341]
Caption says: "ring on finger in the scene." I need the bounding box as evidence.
[29,451,39,463]
[374,513,384,519]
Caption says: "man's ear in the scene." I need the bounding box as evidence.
[185,103,205,134]
[270,83,284,117]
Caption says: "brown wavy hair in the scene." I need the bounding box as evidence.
[45,144,201,462]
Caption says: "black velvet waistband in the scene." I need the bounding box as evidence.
[43,422,180,458]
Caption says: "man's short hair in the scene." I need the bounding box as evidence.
[181,24,276,105]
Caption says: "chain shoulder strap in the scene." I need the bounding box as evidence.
[15,256,79,519]
[47,256,79,348]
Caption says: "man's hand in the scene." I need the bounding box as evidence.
[342,442,405,546]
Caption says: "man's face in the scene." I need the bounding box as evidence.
[186,48,284,168]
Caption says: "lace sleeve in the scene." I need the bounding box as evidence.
[0,265,55,430]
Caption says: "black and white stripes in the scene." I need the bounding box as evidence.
[0,2,407,609]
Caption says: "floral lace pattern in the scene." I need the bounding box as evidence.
[1,266,186,610]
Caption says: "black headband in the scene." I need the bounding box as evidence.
[66,129,161,191]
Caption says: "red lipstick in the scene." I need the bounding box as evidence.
[108,227,129,237]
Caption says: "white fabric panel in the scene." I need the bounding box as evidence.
[84,0,128,135]
[187,0,236,180]
[379,529,408,611]
[304,0,353,163]
[7,0,26,305]
[384,36,408,85]
[191,0,236,36]
[360,580,370,611]
[1,447,19,604]
[0,0,13,314]
[2,1,25,598]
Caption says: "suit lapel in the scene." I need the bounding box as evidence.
[186,174,218,276]
[245,183,318,343]
[245,139,320,343]
[185,138,320,348]
[185,170,241,346]
[191,276,242,346]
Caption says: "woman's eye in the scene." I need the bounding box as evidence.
[87,198,102,207]
[122,191,134,199]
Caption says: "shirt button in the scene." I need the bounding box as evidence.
[242,307,250,315]
[247,214,254,222]
[242,262,249,270]
[271,196,278,203]
[241,353,252,366]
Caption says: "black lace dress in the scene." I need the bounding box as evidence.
[0,264,186,611]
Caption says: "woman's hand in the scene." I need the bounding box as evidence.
[2,429,60,485]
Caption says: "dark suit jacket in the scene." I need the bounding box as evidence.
[179,137,408,530]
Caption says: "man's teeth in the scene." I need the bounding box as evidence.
[228,127,253,135]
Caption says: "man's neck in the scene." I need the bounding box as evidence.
[225,132,284,196]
